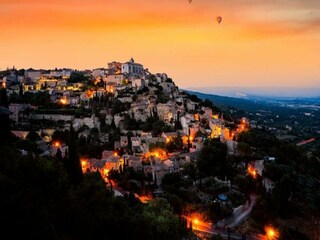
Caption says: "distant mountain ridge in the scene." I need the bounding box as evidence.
[184,90,320,116]
[184,90,268,112]
[186,87,320,99]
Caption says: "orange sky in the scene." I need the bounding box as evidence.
[1,0,319,88]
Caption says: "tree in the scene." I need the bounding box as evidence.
[273,174,294,217]
[16,68,25,76]
[277,175,293,202]
[123,114,138,130]
[52,129,70,143]
[22,91,51,106]
[98,113,106,130]
[152,120,165,137]
[202,99,221,113]
[234,175,256,195]
[197,139,228,177]
[26,130,41,141]
[55,147,62,159]
[237,142,252,157]
[183,162,197,180]
[0,139,186,240]
[237,129,279,154]
[141,199,181,240]
[0,107,10,142]
[0,88,8,108]
[126,131,134,154]
[188,94,201,103]
[111,98,127,115]
[167,135,183,153]
[66,124,83,185]
[162,173,181,193]
[19,84,24,98]
[174,111,182,131]
[168,194,183,216]
[97,77,104,88]
[69,71,88,83]
[211,234,224,240]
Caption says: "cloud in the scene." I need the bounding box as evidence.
[2,0,320,37]
[241,15,320,39]
[196,1,320,38]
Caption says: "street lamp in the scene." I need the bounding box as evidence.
[53,141,61,148]
[264,226,279,240]
[193,218,199,230]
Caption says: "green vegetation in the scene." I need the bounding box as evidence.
[0,88,9,107]
[2,67,319,239]
[185,93,221,113]
[236,128,320,238]
[10,91,51,106]
[197,139,231,178]
[166,135,183,153]
[69,71,89,83]
[0,138,186,240]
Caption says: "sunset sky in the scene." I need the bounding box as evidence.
[1,0,319,89]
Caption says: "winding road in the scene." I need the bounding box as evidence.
[185,194,259,239]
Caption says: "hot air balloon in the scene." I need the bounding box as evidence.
[188,0,192,3]
[216,16,222,24]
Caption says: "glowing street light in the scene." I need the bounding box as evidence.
[59,98,68,105]
[193,218,199,225]
[265,226,280,240]
[81,160,86,168]
[137,194,152,204]
[248,165,257,179]
[80,160,88,173]
[267,229,275,238]
[193,218,199,230]
[153,152,159,158]
[53,141,61,148]
[103,168,109,176]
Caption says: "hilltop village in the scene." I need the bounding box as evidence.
[1,59,246,184]
[0,59,319,240]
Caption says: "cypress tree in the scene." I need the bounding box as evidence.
[19,84,24,98]
[110,119,116,129]
[0,107,10,143]
[56,148,63,162]
[64,148,69,160]
[126,131,133,154]
[174,111,182,131]
[66,124,83,185]
[119,164,123,175]
[0,88,8,108]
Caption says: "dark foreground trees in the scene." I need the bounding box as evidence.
[0,141,184,240]
[197,139,233,178]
